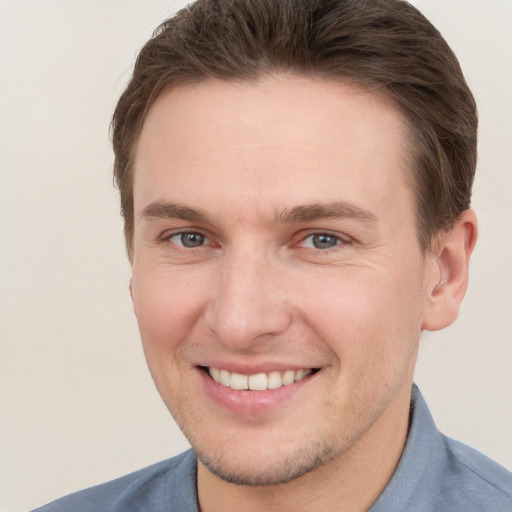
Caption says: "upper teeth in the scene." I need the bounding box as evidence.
[208,368,312,390]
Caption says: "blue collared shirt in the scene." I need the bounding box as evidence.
[33,386,512,511]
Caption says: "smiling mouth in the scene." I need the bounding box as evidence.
[203,367,319,391]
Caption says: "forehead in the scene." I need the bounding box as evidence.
[133,75,412,224]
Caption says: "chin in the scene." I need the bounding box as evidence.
[194,435,340,487]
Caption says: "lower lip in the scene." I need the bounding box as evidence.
[198,369,316,416]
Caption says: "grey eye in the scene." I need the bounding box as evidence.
[177,232,205,248]
[307,233,340,249]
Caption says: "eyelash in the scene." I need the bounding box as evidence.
[162,229,349,252]
[165,231,213,248]
[298,231,347,250]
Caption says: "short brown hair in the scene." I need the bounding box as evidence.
[112,0,477,256]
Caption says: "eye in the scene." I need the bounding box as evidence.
[169,232,207,248]
[301,232,343,249]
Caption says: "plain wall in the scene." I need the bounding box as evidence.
[1,1,511,510]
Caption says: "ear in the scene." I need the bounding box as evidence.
[422,209,478,331]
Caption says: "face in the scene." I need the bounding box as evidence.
[131,76,437,485]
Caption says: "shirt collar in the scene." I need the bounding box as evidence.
[369,383,443,511]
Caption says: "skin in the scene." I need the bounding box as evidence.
[130,75,477,511]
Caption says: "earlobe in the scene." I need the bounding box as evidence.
[422,209,478,331]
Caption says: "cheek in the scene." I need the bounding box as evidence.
[295,266,425,370]
[131,268,207,356]
[130,268,210,410]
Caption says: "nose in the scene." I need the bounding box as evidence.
[204,247,293,349]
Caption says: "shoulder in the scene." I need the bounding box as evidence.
[30,449,198,512]
[371,386,512,512]
[437,436,512,510]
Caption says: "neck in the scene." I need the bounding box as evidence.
[197,383,412,512]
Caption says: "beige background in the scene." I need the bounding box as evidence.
[1,1,511,510]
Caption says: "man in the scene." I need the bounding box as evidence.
[33,0,512,510]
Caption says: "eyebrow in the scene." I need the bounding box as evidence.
[141,202,213,224]
[274,202,378,224]
[141,200,377,225]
